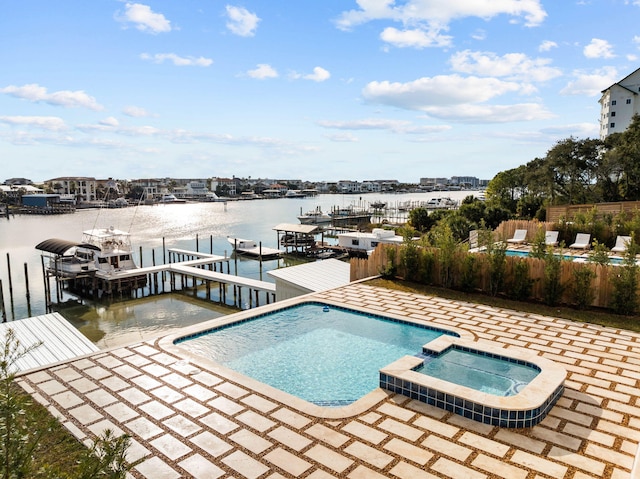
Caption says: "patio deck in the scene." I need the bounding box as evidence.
[16,283,640,478]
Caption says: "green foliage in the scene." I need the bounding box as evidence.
[485,239,507,296]
[508,260,534,301]
[529,228,548,259]
[610,240,639,315]
[400,239,421,282]
[379,246,397,279]
[543,251,564,306]
[430,223,458,288]
[458,253,478,292]
[587,240,610,265]
[0,330,138,479]
[407,208,434,232]
[571,266,596,309]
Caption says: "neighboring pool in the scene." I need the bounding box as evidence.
[417,346,540,397]
[175,302,457,406]
[506,249,624,265]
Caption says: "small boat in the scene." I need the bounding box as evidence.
[370,201,386,210]
[160,194,186,204]
[425,197,457,210]
[297,207,332,225]
[227,237,283,259]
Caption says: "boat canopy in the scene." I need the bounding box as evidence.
[35,238,101,256]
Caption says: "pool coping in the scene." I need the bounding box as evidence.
[160,295,475,419]
[157,294,571,422]
[380,335,567,427]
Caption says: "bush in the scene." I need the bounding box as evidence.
[458,253,478,292]
[0,329,139,479]
[379,246,397,278]
[543,251,564,306]
[571,266,596,309]
[610,244,639,315]
[508,260,534,301]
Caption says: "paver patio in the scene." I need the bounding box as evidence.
[17,283,640,478]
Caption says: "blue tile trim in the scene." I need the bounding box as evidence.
[175,300,459,344]
[380,373,563,428]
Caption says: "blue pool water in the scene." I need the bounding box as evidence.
[418,346,540,396]
[176,302,454,406]
[506,249,624,265]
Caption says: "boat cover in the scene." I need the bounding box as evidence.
[35,238,101,256]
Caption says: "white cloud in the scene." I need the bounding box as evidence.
[140,53,213,67]
[335,0,547,31]
[123,106,152,117]
[560,67,619,96]
[247,64,278,79]
[0,115,67,131]
[421,103,554,123]
[291,67,331,82]
[539,40,557,52]
[583,38,615,59]
[380,27,452,48]
[325,132,359,142]
[116,3,172,34]
[449,50,562,82]
[100,117,119,127]
[226,5,260,37]
[0,83,103,110]
[362,74,526,110]
[317,118,450,134]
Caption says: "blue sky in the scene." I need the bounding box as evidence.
[1,1,639,183]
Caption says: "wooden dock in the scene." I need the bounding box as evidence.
[43,248,275,310]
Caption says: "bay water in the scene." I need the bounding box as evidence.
[0,191,477,347]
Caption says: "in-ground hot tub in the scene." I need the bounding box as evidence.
[380,335,566,428]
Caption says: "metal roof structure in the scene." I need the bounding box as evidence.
[35,238,100,256]
[267,258,350,296]
[0,313,99,373]
[272,223,320,234]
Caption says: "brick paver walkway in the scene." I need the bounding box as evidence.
[17,283,640,478]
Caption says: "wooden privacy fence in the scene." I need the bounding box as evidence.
[493,220,554,244]
[351,244,626,310]
[547,201,640,224]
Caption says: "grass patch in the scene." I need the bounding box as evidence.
[367,278,640,332]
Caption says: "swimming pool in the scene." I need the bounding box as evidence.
[175,302,457,406]
[506,249,624,264]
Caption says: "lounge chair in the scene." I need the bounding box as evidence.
[507,229,527,244]
[569,233,591,250]
[611,235,632,253]
[545,230,559,246]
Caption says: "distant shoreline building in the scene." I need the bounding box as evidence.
[599,67,640,139]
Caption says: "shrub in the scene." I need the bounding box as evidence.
[430,223,458,288]
[543,250,564,306]
[571,266,596,309]
[458,253,478,292]
[0,329,139,479]
[508,260,534,301]
[610,242,639,315]
[587,240,610,266]
[379,246,397,279]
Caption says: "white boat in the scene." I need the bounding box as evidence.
[425,197,458,209]
[337,228,404,257]
[227,237,283,259]
[297,207,332,225]
[160,194,186,203]
[36,226,140,277]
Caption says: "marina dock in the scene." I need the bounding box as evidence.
[41,247,275,311]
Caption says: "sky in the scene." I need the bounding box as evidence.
[1,1,639,184]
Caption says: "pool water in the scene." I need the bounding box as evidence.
[176,302,454,406]
[418,347,540,396]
